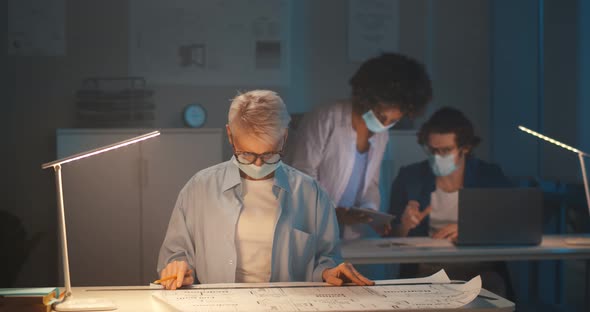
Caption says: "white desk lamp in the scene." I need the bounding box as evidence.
[518,126,590,245]
[42,131,160,311]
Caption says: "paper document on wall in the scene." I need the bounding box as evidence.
[129,0,289,85]
[151,270,481,311]
[8,0,65,56]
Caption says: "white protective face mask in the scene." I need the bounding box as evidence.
[362,109,397,133]
[429,153,458,177]
[233,157,281,180]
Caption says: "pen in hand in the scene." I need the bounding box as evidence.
[153,269,193,285]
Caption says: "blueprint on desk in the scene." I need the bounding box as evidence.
[151,270,481,311]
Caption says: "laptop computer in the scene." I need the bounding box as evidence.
[456,188,543,246]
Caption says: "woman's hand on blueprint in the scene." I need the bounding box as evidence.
[159,260,195,290]
[322,262,375,286]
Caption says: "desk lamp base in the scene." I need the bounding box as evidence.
[54,297,117,311]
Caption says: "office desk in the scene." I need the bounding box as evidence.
[341,234,590,310]
[55,285,514,312]
[341,235,590,264]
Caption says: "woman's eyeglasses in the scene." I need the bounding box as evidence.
[232,135,285,165]
[234,151,283,165]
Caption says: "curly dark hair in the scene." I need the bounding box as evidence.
[417,107,481,150]
[349,53,432,118]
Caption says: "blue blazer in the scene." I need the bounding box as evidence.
[388,156,512,237]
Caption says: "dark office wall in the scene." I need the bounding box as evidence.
[490,0,541,179]
[0,1,18,287]
[491,0,587,182]
[580,0,590,154]
[4,0,130,287]
[430,0,491,159]
[543,0,581,182]
[1,3,11,175]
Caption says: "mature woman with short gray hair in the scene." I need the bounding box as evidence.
[158,90,373,289]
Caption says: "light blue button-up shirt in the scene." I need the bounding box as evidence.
[157,158,342,284]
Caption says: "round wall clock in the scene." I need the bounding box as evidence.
[183,103,207,128]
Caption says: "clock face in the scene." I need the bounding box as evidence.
[183,104,207,128]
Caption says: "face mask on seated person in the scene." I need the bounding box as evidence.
[429,153,459,177]
[233,158,282,180]
[362,109,397,133]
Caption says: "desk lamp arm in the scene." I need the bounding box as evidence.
[53,164,72,299]
[579,153,590,216]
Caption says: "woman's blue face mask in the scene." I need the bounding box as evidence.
[362,109,397,133]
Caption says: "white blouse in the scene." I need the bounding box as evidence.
[235,178,278,283]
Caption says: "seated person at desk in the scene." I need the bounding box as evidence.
[158,90,373,290]
[388,107,512,296]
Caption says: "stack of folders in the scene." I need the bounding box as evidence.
[0,287,60,312]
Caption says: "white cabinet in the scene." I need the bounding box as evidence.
[57,129,224,285]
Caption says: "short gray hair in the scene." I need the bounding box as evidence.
[228,90,291,144]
